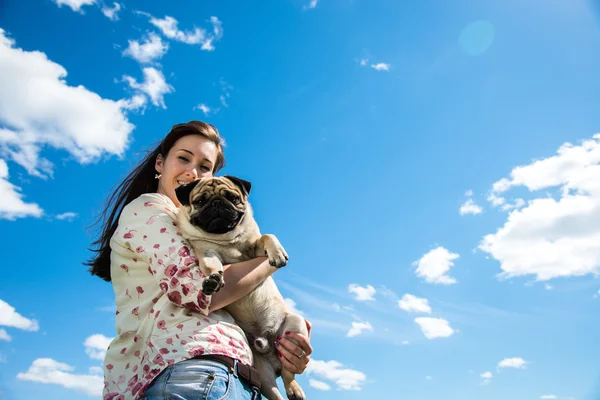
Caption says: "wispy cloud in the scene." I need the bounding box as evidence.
[309,379,331,390]
[194,103,211,116]
[139,13,224,51]
[304,0,318,10]
[480,371,492,385]
[498,357,527,369]
[123,32,169,64]
[371,63,391,71]
[346,321,373,338]
[348,284,376,301]
[0,329,11,342]
[53,0,95,13]
[122,67,174,109]
[101,2,121,21]
[55,212,77,221]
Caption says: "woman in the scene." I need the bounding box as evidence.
[87,121,312,400]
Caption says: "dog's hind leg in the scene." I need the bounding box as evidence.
[279,313,308,400]
[254,355,286,400]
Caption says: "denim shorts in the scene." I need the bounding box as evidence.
[139,358,262,400]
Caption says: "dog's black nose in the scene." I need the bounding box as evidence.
[212,199,222,207]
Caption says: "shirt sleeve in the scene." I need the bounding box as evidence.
[119,197,212,315]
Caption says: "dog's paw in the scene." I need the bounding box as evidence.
[285,381,306,400]
[202,271,225,295]
[266,244,288,268]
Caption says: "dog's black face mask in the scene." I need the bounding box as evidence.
[175,176,251,234]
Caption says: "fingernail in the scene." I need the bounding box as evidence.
[278,352,282,358]
[285,331,290,335]
[274,341,279,347]
[277,336,282,341]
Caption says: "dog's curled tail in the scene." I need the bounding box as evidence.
[253,337,271,354]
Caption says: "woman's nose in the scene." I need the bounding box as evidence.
[185,167,199,179]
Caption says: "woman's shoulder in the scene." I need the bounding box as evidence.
[120,193,178,222]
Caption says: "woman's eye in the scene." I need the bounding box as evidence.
[178,156,189,163]
[200,165,211,172]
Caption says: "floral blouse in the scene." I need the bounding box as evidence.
[102,193,253,400]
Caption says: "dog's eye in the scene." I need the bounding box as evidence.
[194,195,207,207]
[225,192,240,204]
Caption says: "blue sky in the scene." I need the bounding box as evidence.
[1,0,599,399]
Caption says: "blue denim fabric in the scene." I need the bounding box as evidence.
[139,358,262,400]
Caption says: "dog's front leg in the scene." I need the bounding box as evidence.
[255,234,288,268]
[198,249,225,295]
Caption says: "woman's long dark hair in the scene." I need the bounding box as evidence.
[86,121,226,282]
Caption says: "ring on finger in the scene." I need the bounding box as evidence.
[298,349,305,358]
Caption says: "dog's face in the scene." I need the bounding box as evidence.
[175,175,252,234]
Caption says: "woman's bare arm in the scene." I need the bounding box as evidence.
[208,257,277,312]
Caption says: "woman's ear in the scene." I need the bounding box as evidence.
[155,154,164,174]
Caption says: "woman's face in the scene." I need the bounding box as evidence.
[155,134,218,206]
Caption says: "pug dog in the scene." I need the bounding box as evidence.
[174,175,308,400]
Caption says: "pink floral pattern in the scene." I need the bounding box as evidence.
[103,193,253,400]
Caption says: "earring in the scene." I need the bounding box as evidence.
[155,173,161,179]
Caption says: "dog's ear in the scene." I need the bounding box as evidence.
[175,180,201,206]
[224,175,252,197]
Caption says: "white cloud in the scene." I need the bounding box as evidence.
[0,159,43,220]
[88,366,103,375]
[17,358,103,397]
[359,58,368,66]
[0,29,134,179]
[123,32,169,64]
[371,63,391,71]
[398,294,432,314]
[460,198,483,215]
[413,246,460,285]
[305,359,367,391]
[414,317,455,339]
[308,379,330,390]
[401,340,409,345]
[123,67,174,109]
[348,284,376,301]
[305,0,318,9]
[500,198,526,211]
[144,14,223,50]
[55,212,77,221]
[283,298,304,316]
[0,299,39,331]
[346,321,373,338]
[84,334,113,361]
[465,189,474,196]
[53,0,95,13]
[194,103,211,116]
[0,329,11,342]
[540,396,557,399]
[101,2,121,21]
[479,134,600,281]
[498,357,527,369]
[480,371,492,385]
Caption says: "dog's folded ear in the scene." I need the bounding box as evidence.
[175,180,201,206]
[224,175,252,197]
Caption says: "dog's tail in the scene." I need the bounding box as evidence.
[253,337,271,354]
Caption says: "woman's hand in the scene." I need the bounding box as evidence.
[275,319,313,374]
